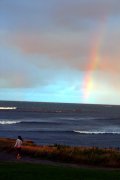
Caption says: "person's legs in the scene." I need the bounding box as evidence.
[16,148,22,159]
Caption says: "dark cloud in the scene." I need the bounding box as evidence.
[0,0,120,32]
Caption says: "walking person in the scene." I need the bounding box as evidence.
[14,136,23,160]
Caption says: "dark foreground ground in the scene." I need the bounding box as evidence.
[1,162,120,180]
[0,151,120,180]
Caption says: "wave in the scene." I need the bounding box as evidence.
[0,120,62,125]
[73,130,120,135]
[0,120,21,125]
[1,127,120,135]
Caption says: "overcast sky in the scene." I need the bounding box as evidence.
[0,0,120,104]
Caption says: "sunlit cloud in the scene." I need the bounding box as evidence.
[0,0,120,104]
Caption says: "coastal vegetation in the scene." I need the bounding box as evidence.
[0,138,120,168]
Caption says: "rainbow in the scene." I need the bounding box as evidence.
[83,19,107,103]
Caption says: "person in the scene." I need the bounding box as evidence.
[14,136,23,160]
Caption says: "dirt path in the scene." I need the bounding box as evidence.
[0,151,80,168]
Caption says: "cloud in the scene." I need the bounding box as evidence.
[7,31,92,71]
[1,0,120,32]
[1,0,120,73]
[0,43,85,91]
[0,0,58,32]
[0,46,53,88]
[7,25,120,75]
[54,0,120,23]
[0,0,120,104]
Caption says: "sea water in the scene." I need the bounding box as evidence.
[0,101,120,148]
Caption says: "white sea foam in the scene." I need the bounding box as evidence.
[0,107,17,110]
[73,130,120,134]
[0,120,21,125]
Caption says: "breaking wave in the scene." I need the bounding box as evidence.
[0,120,21,125]
[73,130,120,135]
[0,120,62,125]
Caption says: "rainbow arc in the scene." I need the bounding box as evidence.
[83,18,107,102]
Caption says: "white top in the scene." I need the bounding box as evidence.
[14,139,22,148]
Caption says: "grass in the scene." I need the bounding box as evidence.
[0,162,120,180]
[1,137,120,168]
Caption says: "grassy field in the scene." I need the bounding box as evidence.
[0,162,120,180]
[1,138,120,168]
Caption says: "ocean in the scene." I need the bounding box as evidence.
[0,101,120,148]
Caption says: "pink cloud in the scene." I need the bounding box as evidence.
[8,32,92,71]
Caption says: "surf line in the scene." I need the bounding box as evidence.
[0,107,17,110]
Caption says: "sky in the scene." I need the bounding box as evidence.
[0,0,120,105]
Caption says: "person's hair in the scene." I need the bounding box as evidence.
[18,136,23,142]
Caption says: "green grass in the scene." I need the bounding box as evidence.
[0,162,120,180]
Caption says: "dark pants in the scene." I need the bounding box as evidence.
[16,147,21,156]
